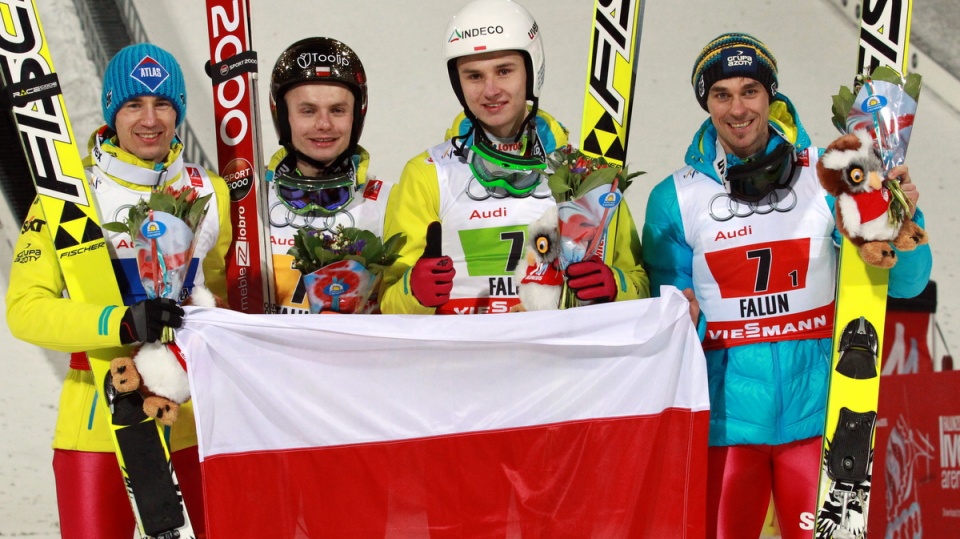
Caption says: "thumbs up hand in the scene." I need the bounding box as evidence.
[410,221,455,308]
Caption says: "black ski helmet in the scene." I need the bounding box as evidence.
[269,38,368,169]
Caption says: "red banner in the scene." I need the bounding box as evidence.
[870,369,960,536]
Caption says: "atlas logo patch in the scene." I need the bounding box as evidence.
[130,55,170,92]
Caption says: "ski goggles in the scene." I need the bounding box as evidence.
[274,172,354,216]
[468,136,546,197]
[724,142,799,203]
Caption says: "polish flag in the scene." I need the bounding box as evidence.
[315,66,331,76]
[178,286,709,537]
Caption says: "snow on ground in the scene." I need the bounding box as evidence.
[2,0,958,536]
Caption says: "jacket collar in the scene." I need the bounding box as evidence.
[88,126,184,187]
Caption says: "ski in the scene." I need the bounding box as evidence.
[0,1,194,537]
[579,0,646,167]
[814,1,914,537]
[205,0,276,314]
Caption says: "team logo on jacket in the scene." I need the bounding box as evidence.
[130,55,170,92]
[20,218,45,234]
[187,166,203,187]
[14,243,40,263]
[362,179,383,201]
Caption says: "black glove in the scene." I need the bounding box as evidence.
[119,298,185,344]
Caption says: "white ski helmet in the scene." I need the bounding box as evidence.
[443,0,545,118]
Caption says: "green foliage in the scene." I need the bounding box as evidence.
[287,226,406,276]
[103,186,212,239]
[830,65,923,133]
[546,147,644,202]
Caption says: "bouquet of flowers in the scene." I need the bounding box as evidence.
[104,186,212,305]
[546,146,643,308]
[830,65,922,223]
[287,226,405,314]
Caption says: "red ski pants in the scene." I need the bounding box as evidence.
[707,436,821,539]
[53,446,206,539]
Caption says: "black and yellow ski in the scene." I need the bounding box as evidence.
[0,1,193,537]
[814,1,914,537]
[579,0,645,167]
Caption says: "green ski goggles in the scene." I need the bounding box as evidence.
[468,137,546,197]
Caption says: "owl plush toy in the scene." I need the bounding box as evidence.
[513,206,564,311]
[816,129,927,268]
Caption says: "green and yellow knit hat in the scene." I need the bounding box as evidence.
[101,43,186,130]
[691,32,778,111]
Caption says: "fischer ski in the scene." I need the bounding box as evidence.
[205,0,276,314]
[814,1,914,537]
[579,0,645,166]
[0,1,194,537]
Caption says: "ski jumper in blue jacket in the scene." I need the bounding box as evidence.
[642,33,932,539]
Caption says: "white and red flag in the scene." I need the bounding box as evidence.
[178,286,709,537]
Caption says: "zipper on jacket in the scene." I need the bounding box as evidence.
[773,344,783,440]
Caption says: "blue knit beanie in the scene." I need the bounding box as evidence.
[101,43,187,129]
[691,32,778,111]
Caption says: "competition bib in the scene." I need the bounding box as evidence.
[675,150,837,349]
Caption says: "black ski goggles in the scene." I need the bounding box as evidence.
[468,134,546,197]
[274,172,354,216]
[724,142,799,203]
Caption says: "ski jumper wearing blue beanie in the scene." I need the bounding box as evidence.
[101,43,186,130]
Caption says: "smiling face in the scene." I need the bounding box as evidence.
[455,50,528,139]
[284,82,355,175]
[706,77,771,158]
[113,96,177,163]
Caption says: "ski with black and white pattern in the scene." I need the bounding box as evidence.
[0,1,194,537]
[814,1,913,537]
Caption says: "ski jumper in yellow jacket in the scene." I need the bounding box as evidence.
[381,111,649,315]
[5,128,232,454]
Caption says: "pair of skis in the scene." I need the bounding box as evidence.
[0,0,194,537]
[815,1,916,537]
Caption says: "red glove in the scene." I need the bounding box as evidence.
[565,257,617,303]
[410,222,455,308]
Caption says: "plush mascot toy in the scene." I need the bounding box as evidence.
[816,129,927,268]
[110,286,223,425]
[513,206,564,311]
